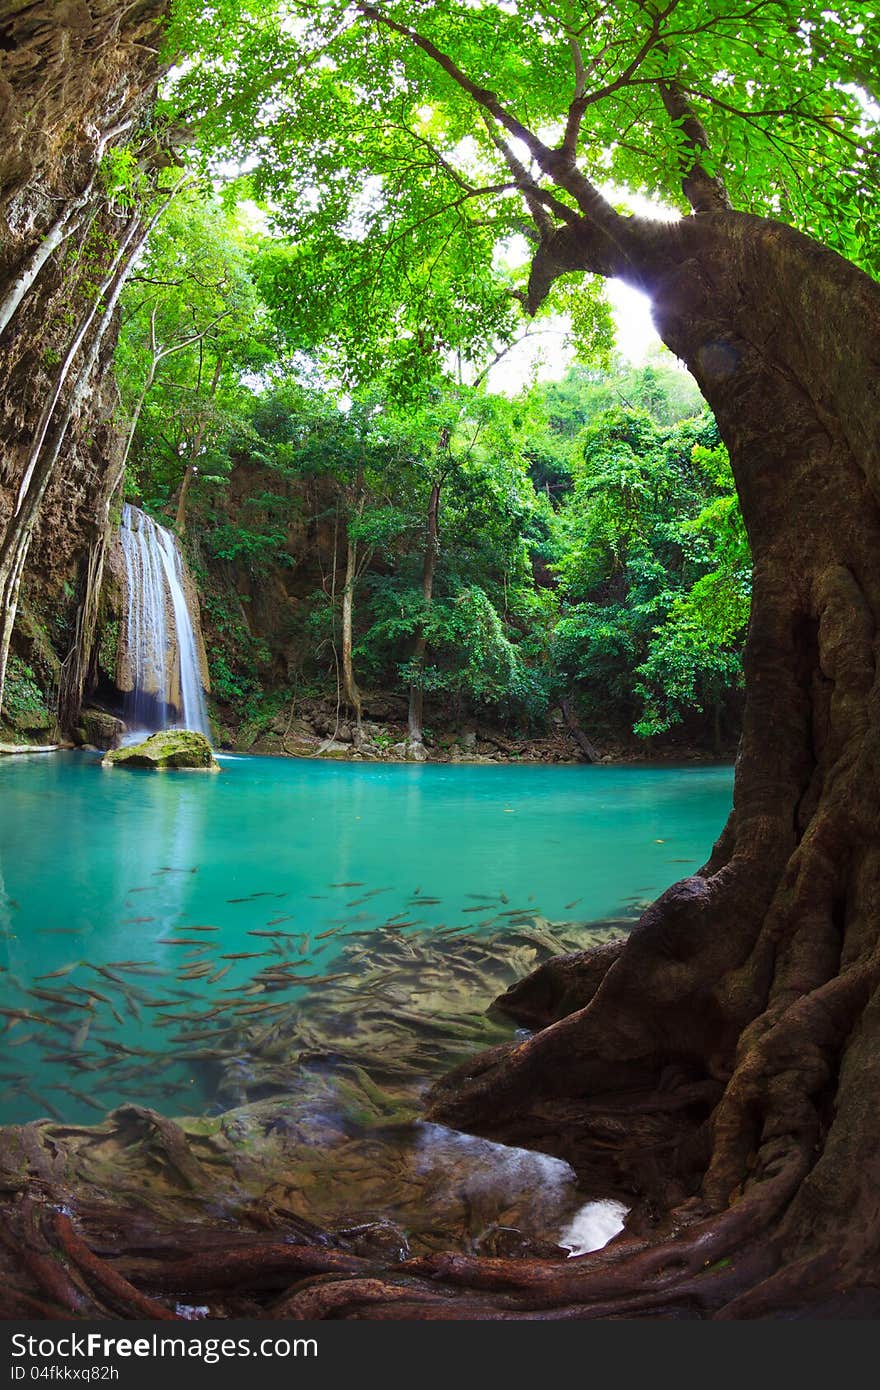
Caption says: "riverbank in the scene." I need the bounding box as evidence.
[215,693,737,766]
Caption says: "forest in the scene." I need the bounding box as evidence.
[0,0,878,1327]
[110,186,747,756]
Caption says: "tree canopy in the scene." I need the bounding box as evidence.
[154,0,878,391]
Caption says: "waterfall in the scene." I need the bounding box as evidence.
[118,504,210,737]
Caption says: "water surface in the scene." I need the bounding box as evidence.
[0,753,733,1123]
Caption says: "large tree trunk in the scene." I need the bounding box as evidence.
[406,212,880,1315]
[250,212,880,1318]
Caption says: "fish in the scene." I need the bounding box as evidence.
[207,965,232,984]
[19,1087,64,1121]
[26,988,90,1010]
[176,925,220,932]
[266,915,295,926]
[94,1039,155,1057]
[157,939,218,947]
[35,963,81,979]
[67,985,113,1006]
[563,898,582,910]
[220,951,272,961]
[314,927,344,940]
[120,917,155,924]
[71,1015,92,1049]
[329,882,364,888]
[53,1085,106,1113]
[112,964,168,977]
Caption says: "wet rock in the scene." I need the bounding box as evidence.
[80,708,125,750]
[472,1225,568,1260]
[102,729,219,771]
[337,1221,411,1263]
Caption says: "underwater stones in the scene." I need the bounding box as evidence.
[79,708,125,750]
[102,729,219,771]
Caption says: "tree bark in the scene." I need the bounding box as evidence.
[237,210,880,1318]
[558,695,600,763]
[342,527,363,732]
[408,480,440,744]
[414,210,880,1314]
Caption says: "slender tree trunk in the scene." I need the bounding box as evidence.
[341,527,363,733]
[175,356,223,534]
[408,480,440,744]
[558,694,600,762]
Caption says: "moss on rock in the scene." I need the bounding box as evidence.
[102,729,219,771]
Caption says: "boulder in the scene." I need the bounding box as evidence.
[316,739,351,758]
[102,729,219,771]
[390,739,428,762]
[80,708,125,750]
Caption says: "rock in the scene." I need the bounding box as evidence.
[460,729,477,752]
[336,1221,411,1263]
[389,738,428,762]
[0,742,60,756]
[102,730,219,771]
[80,708,125,750]
[316,739,351,758]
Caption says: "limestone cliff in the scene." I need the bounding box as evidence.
[0,0,170,733]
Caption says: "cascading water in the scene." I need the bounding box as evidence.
[118,504,210,737]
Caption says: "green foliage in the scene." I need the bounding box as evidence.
[98,146,145,210]
[548,405,748,738]
[3,656,50,727]
[160,0,880,395]
[97,619,119,680]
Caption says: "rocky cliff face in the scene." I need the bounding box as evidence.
[0,0,170,733]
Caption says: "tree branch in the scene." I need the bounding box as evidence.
[356,3,623,232]
[658,79,732,212]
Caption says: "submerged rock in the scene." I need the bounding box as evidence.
[102,729,219,771]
